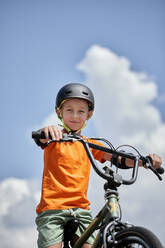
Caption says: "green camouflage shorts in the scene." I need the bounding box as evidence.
[35,208,96,248]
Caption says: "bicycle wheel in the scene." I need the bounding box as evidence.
[111,226,163,248]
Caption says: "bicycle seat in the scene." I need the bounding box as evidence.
[63,218,80,248]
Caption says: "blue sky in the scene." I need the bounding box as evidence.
[0,0,165,247]
[1,0,165,179]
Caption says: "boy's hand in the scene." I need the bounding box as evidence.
[148,154,162,169]
[40,125,63,143]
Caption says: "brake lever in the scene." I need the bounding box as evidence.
[62,133,74,142]
[144,158,162,181]
[148,166,163,181]
[46,134,75,144]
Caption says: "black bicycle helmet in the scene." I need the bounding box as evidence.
[55,83,95,111]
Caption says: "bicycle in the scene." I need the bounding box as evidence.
[32,130,164,248]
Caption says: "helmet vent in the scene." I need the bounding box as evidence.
[65,90,72,94]
[82,91,88,96]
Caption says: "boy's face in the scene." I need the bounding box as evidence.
[60,98,91,132]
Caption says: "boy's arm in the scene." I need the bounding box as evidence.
[34,125,63,147]
[103,152,162,169]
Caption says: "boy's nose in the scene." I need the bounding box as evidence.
[72,112,79,118]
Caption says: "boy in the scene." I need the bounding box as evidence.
[35,83,162,248]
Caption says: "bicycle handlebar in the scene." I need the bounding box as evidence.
[32,130,164,183]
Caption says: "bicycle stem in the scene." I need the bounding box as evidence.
[105,191,120,220]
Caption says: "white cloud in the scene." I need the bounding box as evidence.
[77,45,165,156]
[0,178,40,248]
[77,45,165,244]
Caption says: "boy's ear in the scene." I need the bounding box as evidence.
[56,109,62,119]
[87,111,93,120]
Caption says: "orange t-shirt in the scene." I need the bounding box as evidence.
[36,137,105,213]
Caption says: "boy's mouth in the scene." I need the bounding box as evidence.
[70,121,80,124]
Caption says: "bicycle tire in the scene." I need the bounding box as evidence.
[110,226,163,248]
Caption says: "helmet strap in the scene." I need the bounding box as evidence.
[56,100,93,135]
[58,119,73,134]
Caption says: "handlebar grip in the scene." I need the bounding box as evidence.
[32,130,72,142]
[144,156,164,175]
[32,130,52,139]
[156,167,164,175]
